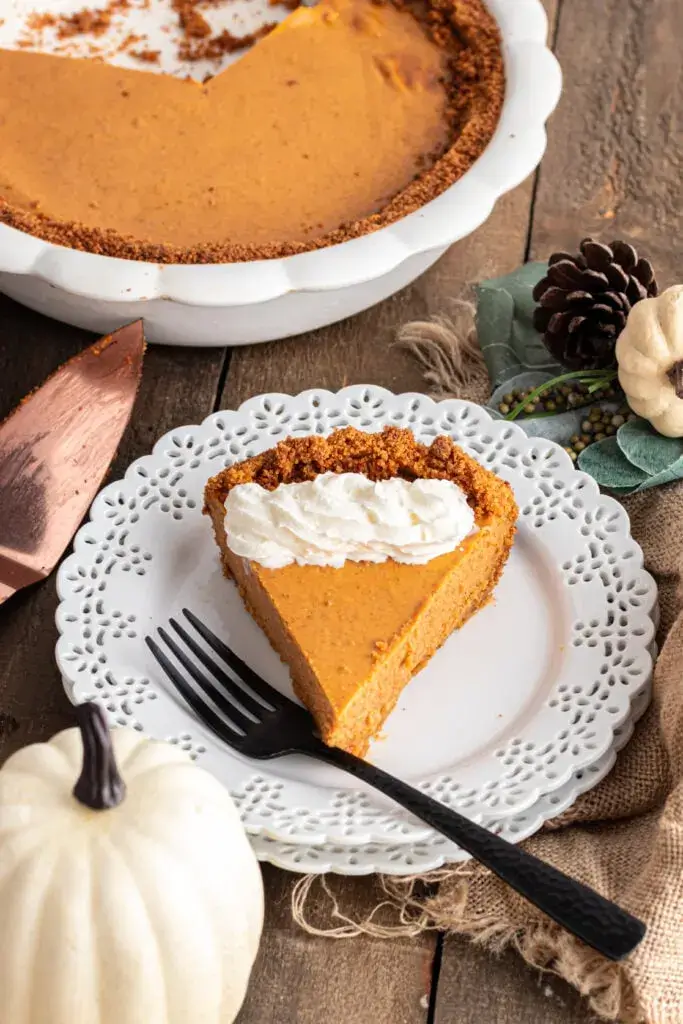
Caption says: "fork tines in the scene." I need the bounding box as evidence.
[145,608,280,750]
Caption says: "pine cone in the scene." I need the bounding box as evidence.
[532,238,658,370]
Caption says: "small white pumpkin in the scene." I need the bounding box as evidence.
[616,284,683,436]
[0,704,263,1024]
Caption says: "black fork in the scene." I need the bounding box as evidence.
[146,608,645,962]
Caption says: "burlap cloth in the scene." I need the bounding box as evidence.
[294,311,683,1024]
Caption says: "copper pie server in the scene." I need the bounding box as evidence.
[0,321,145,604]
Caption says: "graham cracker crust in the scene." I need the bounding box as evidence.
[204,425,518,525]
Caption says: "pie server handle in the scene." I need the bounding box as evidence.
[311,742,646,962]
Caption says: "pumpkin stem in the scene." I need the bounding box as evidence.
[73,703,126,810]
[668,361,683,399]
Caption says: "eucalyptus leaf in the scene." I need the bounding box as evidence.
[577,438,649,490]
[511,318,550,369]
[487,260,549,303]
[616,418,683,475]
[633,456,683,493]
[475,263,562,387]
[475,284,518,386]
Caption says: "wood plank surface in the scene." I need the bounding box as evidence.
[434,937,596,1024]
[238,868,435,1024]
[530,0,683,282]
[4,0,669,1019]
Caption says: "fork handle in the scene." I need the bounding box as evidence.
[309,742,645,961]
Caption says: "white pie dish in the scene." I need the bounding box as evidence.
[0,0,561,346]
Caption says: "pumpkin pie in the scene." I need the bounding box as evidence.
[204,427,517,756]
[0,0,504,263]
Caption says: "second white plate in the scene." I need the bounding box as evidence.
[251,681,652,873]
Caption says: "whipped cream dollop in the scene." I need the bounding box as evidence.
[224,472,476,569]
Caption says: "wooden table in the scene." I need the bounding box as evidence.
[1,0,680,1019]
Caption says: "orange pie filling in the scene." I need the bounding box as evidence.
[0,0,504,262]
[205,427,518,756]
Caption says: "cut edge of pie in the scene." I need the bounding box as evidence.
[204,426,518,756]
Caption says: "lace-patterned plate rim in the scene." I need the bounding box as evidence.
[56,386,658,847]
[253,753,614,875]
[252,679,653,874]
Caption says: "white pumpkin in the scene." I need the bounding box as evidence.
[616,284,683,436]
[0,704,263,1024]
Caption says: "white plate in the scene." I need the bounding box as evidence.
[0,1,561,344]
[56,387,657,847]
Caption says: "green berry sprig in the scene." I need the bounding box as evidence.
[563,405,637,462]
[495,368,637,462]
[498,370,619,422]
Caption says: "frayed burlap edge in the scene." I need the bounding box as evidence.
[292,871,643,1022]
[291,305,648,1024]
[395,299,490,405]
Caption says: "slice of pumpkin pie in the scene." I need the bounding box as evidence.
[204,426,517,756]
